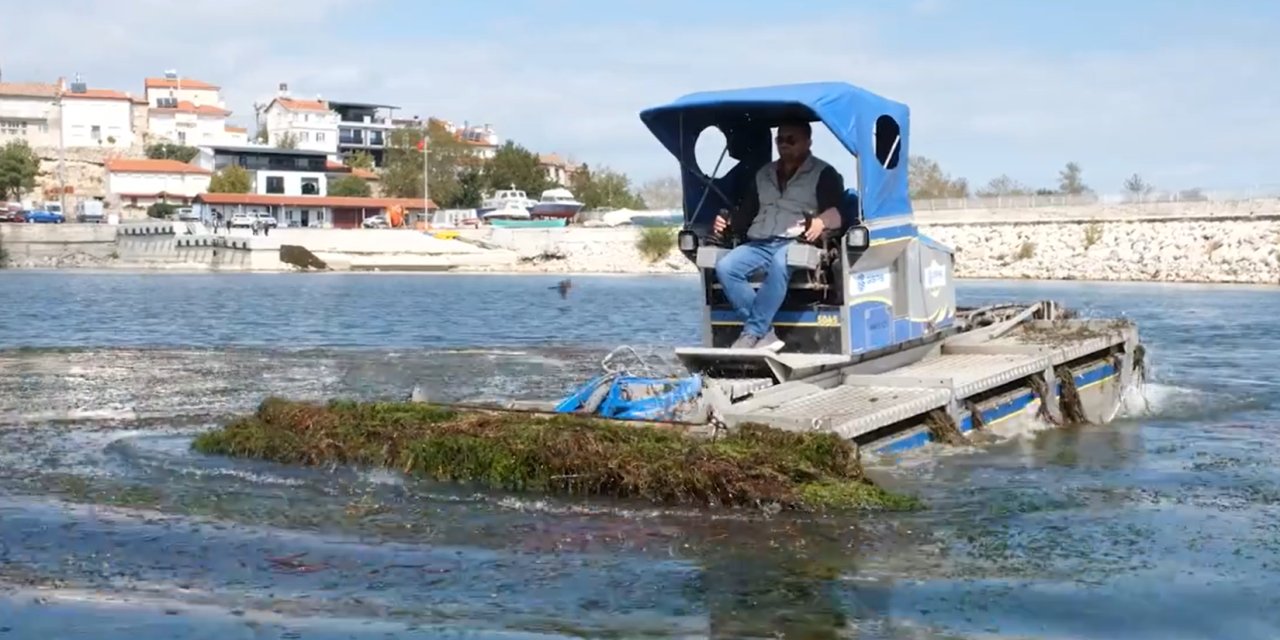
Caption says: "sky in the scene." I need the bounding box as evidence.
[2,0,1278,195]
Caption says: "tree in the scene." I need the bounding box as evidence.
[208,165,252,193]
[275,131,299,149]
[638,176,682,209]
[454,169,486,209]
[1123,173,1153,200]
[1057,161,1090,195]
[976,174,1031,197]
[146,142,199,163]
[571,164,646,210]
[345,151,375,171]
[0,140,40,201]
[482,141,552,198]
[147,202,177,219]
[381,121,476,207]
[329,174,371,197]
[908,155,969,199]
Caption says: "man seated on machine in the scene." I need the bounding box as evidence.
[711,120,846,351]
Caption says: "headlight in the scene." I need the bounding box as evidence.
[677,229,699,252]
[845,225,870,251]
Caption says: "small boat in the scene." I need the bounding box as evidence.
[477,187,536,216]
[529,188,584,221]
[629,210,683,227]
[488,217,568,229]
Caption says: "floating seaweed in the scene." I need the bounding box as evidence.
[192,397,921,512]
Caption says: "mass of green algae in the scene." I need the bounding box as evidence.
[191,397,921,512]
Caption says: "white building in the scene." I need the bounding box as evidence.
[144,75,224,111]
[144,74,237,146]
[0,81,60,148]
[263,84,338,156]
[194,144,334,226]
[330,100,396,167]
[105,158,212,216]
[147,101,233,147]
[223,125,248,144]
[60,82,139,149]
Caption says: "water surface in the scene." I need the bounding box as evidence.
[1,271,1278,639]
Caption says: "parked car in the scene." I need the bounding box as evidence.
[229,213,255,228]
[254,213,278,228]
[24,210,64,224]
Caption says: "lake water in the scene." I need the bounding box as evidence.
[1,271,1278,639]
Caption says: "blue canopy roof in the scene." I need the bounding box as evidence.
[639,81,912,224]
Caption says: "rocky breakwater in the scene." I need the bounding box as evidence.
[923,218,1280,284]
[455,227,696,274]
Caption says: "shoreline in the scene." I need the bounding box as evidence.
[5,264,1280,289]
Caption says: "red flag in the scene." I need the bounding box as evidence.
[416,138,426,151]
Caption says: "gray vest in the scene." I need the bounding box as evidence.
[746,155,830,240]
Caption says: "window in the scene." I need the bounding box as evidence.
[316,132,325,143]
[91,125,101,140]
[300,177,320,195]
[177,131,186,144]
[873,115,902,170]
[299,131,310,142]
[0,120,27,136]
[265,176,284,194]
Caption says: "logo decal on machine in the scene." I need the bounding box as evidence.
[924,259,947,296]
[851,267,892,296]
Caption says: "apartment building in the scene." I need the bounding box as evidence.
[60,82,137,148]
[194,144,331,226]
[0,81,60,148]
[144,73,237,146]
[330,100,396,167]
[105,157,212,215]
[262,84,338,155]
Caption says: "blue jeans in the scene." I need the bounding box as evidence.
[714,237,793,337]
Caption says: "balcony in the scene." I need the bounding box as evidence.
[338,129,384,148]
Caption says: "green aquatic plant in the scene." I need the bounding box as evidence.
[192,397,920,512]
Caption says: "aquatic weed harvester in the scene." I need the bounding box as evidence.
[550,81,1146,455]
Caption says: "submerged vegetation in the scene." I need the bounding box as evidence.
[193,397,920,512]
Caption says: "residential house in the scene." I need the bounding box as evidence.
[458,123,500,160]
[262,84,338,155]
[325,160,381,195]
[0,81,60,148]
[223,125,249,144]
[330,100,396,167]
[144,74,235,147]
[538,153,582,187]
[60,80,139,149]
[105,158,212,217]
[194,144,333,226]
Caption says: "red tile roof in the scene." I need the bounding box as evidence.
[275,98,329,112]
[225,125,248,133]
[63,88,134,101]
[150,100,231,116]
[195,193,435,210]
[0,82,59,98]
[325,161,380,181]
[145,77,220,90]
[105,159,213,175]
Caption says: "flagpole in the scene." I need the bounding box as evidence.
[427,124,437,227]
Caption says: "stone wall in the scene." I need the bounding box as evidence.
[0,222,118,268]
[920,218,1280,284]
[457,209,1280,283]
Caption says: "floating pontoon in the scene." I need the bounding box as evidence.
[552,81,1145,455]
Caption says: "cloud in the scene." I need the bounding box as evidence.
[3,1,1278,193]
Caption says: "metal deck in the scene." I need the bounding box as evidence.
[721,319,1136,440]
